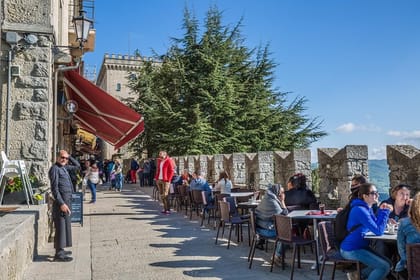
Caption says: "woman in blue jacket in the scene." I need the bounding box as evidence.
[340,183,393,280]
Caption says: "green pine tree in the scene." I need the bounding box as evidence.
[128,5,326,157]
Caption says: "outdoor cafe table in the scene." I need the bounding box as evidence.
[364,231,397,241]
[287,209,337,268]
[237,200,260,212]
[230,192,254,198]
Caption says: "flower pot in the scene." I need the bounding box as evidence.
[2,191,27,205]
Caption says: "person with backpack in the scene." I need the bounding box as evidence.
[340,183,393,280]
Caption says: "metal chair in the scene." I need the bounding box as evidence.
[318,221,361,280]
[407,243,420,280]
[248,211,276,269]
[272,214,319,279]
[215,200,250,249]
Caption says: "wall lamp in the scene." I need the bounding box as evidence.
[72,10,93,48]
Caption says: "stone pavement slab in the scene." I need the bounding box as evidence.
[23,184,348,280]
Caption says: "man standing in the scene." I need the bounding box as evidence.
[48,150,80,262]
[130,157,139,184]
[154,151,174,214]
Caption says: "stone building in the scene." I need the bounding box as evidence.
[96,53,148,160]
[0,0,144,186]
[0,0,96,185]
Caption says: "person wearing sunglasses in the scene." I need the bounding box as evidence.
[48,150,80,262]
[340,183,393,280]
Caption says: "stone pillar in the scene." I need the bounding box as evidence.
[187,155,199,174]
[211,154,225,183]
[387,145,420,194]
[274,149,311,189]
[318,145,368,208]
[231,153,247,185]
[199,155,209,180]
[178,156,187,173]
[1,0,54,185]
[256,151,274,190]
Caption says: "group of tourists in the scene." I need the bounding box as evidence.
[48,148,420,280]
[339,176,419,280]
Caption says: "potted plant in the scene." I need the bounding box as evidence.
[3,177,26,204]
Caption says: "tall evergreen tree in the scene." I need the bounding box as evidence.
[128,6,326,157]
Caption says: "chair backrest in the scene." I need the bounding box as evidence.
[274,214,293,242]
[318,221,336,259]
[223,196,239,216]
[178,184,188,197]
[407,243,420,280]
[192,189,204,204]
[249,211,257,236]
[219,200,230,222]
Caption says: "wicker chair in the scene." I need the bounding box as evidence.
[407,243,420,280]
[318,221,361,280]
[272,214,319,279]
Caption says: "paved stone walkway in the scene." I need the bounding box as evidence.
[23,184,347,280]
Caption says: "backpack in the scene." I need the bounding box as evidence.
[334,203,361,249]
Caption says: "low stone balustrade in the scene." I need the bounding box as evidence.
[0,205,48,280]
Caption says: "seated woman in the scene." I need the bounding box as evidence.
[284,173,317,210]
[380,184,411,224]
[255,184,288,265]
[340,183,393,280]
[214,170,232,198]
[181,169,191,186]
[395,192,420,278]
[375,184,412,261]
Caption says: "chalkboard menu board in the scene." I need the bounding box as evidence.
[70,192,83,226]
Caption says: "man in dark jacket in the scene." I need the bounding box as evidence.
[48,150,80,262]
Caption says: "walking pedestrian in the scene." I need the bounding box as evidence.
[84,162,100,203]
[154,151,174,214]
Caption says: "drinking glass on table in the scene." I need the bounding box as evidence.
[319,203,325,214]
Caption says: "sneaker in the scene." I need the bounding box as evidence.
[161,210,167,214]
[164,210,171,215]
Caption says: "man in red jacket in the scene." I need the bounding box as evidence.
[154,150,174,214]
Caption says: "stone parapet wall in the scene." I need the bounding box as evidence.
[317,145,368,208]
[387,145,420,194]
[0,204,48,280]
[173,149,311,190]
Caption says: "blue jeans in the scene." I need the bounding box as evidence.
[256,228,282,256]
[340,247,391,280]
[115,174,123,190]
[87,180,97,202]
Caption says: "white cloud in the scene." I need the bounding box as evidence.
[335,122,381,133]
[387,130,420,139]
[336,123,356,133]
[369,146,386,160]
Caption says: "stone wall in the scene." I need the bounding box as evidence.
[318,145,368,208]
[0,205,48,280]
[173,149,312,189]
[1,0,54,185]
[387,145,420,194]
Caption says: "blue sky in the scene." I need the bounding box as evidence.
[83,0,420,161]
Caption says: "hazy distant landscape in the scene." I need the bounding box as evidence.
[368,159,390,200]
